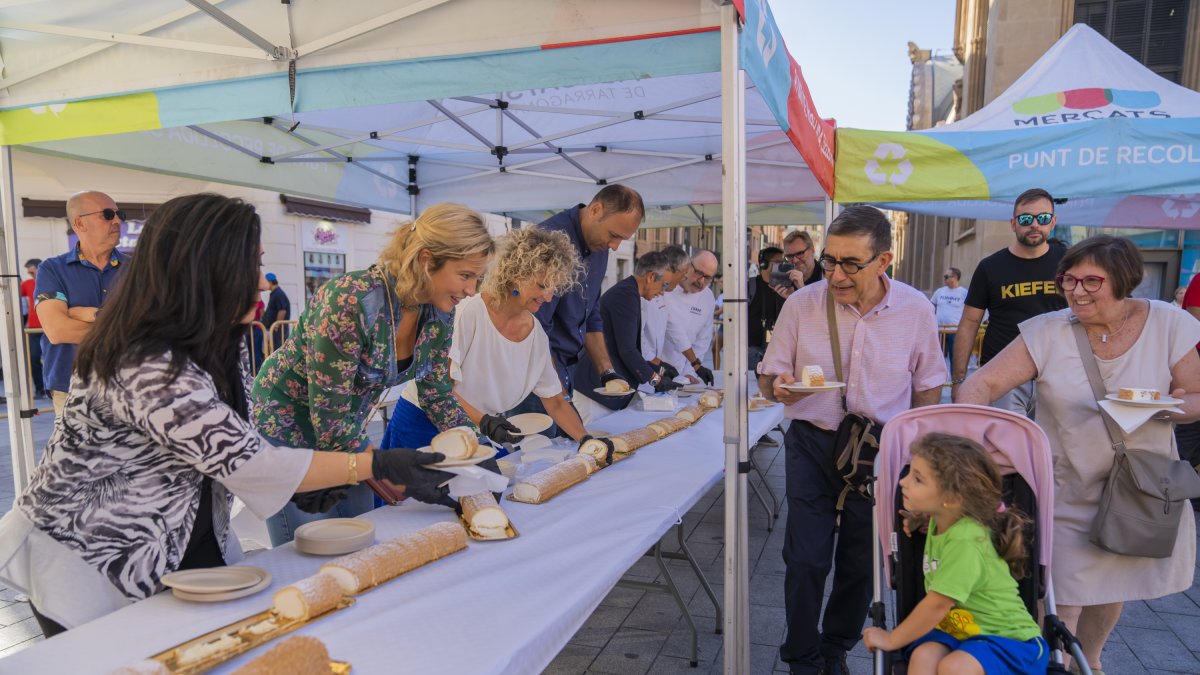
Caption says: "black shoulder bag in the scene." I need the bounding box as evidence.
[827,291,883,510]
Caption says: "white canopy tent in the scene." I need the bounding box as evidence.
[0,1,837,670]
[835,24,1200,230]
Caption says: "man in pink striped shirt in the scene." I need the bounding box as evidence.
[759,206,945,675]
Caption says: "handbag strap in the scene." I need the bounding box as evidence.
[826,289,848,412]
[1069,316,1127,454]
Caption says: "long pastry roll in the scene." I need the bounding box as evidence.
[512,456,592,503]
[321,522,466,593]
[700,391,723,409]
[676,404,706,423]
[232,636,331,675]
[272,572,344,621]
[614,427,661,452]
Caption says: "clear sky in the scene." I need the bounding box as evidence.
[771,2,957,131]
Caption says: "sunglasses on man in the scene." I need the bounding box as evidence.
[79,208,127,222]
[1014,212,1053,227]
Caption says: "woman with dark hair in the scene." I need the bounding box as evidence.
[0,194,455,637]
[957,235,1200,673]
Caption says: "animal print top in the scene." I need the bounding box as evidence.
[16,351,261,600]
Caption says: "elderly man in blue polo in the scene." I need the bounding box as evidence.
[34,190,129,416]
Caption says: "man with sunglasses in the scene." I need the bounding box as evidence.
[950,187,1067,417]
[779,229,823,293]
[661,250,719,385]
[34,191,130,416]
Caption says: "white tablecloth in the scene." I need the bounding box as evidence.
[2,401,783,674]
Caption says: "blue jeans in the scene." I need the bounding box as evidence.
[265,482,375,547]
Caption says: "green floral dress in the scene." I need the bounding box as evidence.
[251,265,471,454]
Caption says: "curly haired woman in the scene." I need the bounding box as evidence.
[384,226,587,451]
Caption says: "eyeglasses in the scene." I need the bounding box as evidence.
[690,264,715,283]
[818,252,879,275]
[79,208,126,222]
[1056,274,1105,292]
[1014,212,1053,227]
[943,274,953,279]
[783,247,810,262]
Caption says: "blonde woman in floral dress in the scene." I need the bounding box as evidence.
[252,203,495,545]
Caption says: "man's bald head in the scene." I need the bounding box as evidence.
[683,250,718,293]
[66,191,117,221]
[67,190,122,255]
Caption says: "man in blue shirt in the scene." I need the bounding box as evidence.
[34,191,129,416]
[507,185,644,430]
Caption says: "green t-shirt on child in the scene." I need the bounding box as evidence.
[923,516,1040,642]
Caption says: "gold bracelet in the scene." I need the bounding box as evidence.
[347,453,359,485]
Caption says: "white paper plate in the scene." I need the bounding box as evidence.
[781,381,846,393]
[593,386,634,397]
[749,399,778,412]
[507,412,552,436]
[1104,393,1184,408]
[423,445,499,468]
[294,518,375,556]
[162,566,270,595]
[170,572,272,603]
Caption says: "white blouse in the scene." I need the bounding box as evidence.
[404,295,562,415]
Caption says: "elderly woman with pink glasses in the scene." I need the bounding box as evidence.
[956,235,1200,674]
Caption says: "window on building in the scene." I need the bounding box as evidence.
[1074,0,1190,83]
[304,252,346,303]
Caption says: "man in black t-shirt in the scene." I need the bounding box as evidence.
[951,188,1067,418]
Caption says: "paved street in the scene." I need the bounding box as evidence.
[1,412,1198,673]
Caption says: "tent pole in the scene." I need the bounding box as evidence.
[720,4,750,674]
[0,146,37,494]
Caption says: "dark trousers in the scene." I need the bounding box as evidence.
[780,421,874,674]
[26,332,44,395]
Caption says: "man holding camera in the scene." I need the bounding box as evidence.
[749,247,787,373]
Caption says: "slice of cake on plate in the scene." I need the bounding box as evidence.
[1118,387,1161,401]
[800,365,825,387]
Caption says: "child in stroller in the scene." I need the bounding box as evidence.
[864,404,1090,675]
[862,432,1048,674]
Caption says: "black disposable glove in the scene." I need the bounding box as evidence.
[578,434,617,467]
[695,364,715,386]
[654,377,683,393]
[479,414,523,445]
[290,487,347,514]
[658,362,679,380]
[371,448,458,510]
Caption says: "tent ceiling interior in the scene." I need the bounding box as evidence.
[0,0,826,215]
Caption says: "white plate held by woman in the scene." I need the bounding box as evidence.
[422,445,499,468]
[506,412,552,436]
[1104,393,1185,408]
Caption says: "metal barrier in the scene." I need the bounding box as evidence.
[17,328,53,416]
[266,320,299,355]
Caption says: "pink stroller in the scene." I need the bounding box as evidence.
[868,404,1091,675]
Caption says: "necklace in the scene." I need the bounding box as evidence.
[1094,301,1132,344]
